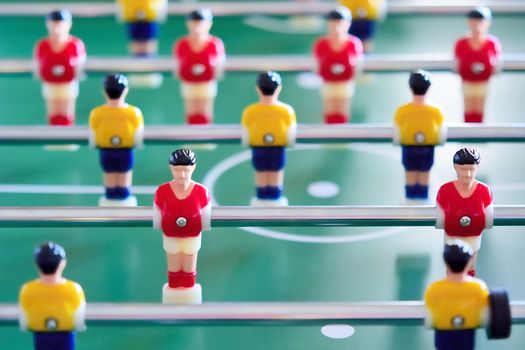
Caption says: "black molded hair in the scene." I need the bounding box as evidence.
[256,71,282,96]
[35,242,66,275]
[103,74,129,99]
[169,149,197,166]
[326,7,352,21]
[47,9,72,22]
[453,148,481,165]
[187,8,213,21]
[443,241,473,273]
[467,7,492,20]
[409,70,432,95]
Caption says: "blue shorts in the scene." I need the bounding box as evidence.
[34,332,75,350]
[126,21,160,41]
[402,146,435,171]
[349,19,377,41]
[100,148,134,173]
[252,147,285,171]
[435,330,475,350]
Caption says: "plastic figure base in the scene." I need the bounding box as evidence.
[98,195,138,207]
[128,73,164,89]
[43,144,80,152]
[250,196,289,207]
[162,283,202,304]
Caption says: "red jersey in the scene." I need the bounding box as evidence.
[154,182,210,238]
[454,35,501,82]
[313,35,363,82]
[436,181,492,238]
[35,36,86,83]
[174,36,225,82]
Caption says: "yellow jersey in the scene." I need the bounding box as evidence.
[338,0,385,20]
[242,102,296,147]
[89,104,144,148]
[117,0,167,22]
[425,278,489,330]
[394,103,445,145]
[19,279,85,332]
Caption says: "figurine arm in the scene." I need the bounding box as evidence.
[152,202,161,230]
[485,203,494,229]
[18,307,28,331]
[435,203,445,229]
[201,202,212,231]
[74,300,86,331]
[134,124,144,150]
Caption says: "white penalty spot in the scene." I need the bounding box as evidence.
[307,181,339,198]
[296,72,322,90]
[321,324,355,339]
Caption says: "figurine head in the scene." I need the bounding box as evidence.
[256,71,282,98]
[409,70,432,96]
[103,74,129,101]
[186,9,213,37]
[326,7,352,37]
[46,9,72,39]
[443,240,474,274]
[35,242,66,276]
[467,7,492,37]
[453,148,480,186]
[169,149,197,187]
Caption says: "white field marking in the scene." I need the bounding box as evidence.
[0,184,157,195]
[243,15,324,34]
[307,181,340,198]
[321,324,355,339]
[296,71,322,90]
[202,144,407,244]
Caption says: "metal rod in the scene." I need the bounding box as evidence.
[0,1,524,17]
[0,301,524,326]
[1,124,525,145]
[1,54,525,74]
[0,205,523,228]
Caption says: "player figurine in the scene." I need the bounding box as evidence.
[241,72,297,206]
[153,149,211,304]
[34,9,86,126]
[116,0,167,87]
[338,0,386,52]
[313,8,363,124]
[89,74,144,207]
[436,148,493,277]
[454,7,501,123]
[173,9,226,124]
[19,242,86,350]
[394,70,445,201]
[425,241,511,350]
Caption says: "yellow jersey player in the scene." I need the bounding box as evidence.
[242,72,297,206]
[338,0,387,52]
[19,242,86,350]
[89,74,144,206]
[394,70,445,201]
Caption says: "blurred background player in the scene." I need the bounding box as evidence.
[34,9,86,126]
[242,72,297,206]
[425,241,488,350]
[436,148,493,277]
[454,7,501,123]
[19,242,86,350]
[116,0,167,87]
[338,0,387,52]
[394,70,445,201]
[313,8,363,124]
[173,9,225,124]
[89,74,144,207]
[153,149,211,304]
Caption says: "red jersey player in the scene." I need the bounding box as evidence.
[454,7,501,123]
[436,148,493,277]
[153,149,211,304]
[173,9,225,124]
[313,7,363,124]
[34,10,86,126]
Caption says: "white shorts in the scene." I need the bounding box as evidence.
[163,235,201,255]
[42,81,79,100]
[462,82,488,98]
[181,81,217,99]
[321,80,355,99]
[444,234,482,252]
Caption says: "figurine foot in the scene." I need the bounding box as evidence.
[162,283,202,304]
[250,197,289,207]
[98,195,138,207]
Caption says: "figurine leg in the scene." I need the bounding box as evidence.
[43,82,78,126]
[185,97,214,124]
[349,19,377,53]
[99,149,136,206]
[434,329,475,350]
[463,82,487,123]
[34,331,75,350]
[126,22,160,57]
[321,81,353,123]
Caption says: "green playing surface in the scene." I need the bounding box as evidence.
[1,1,525,349]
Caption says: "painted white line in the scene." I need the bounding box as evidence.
[0,184,157,195]
[243,15,324,34]
[307,181,339,198]
[321,324,355,339]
